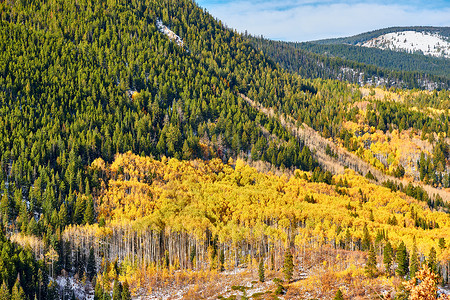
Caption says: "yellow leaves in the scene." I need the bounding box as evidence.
[45,247,59,264]
[86,153,448,256]
[91,157,106,171]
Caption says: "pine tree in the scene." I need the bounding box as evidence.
[396,241,409,277]
[73,196,85,225]
[362,224,371,251]
[87,247,96,280]
[334,288,344,300]
[94,279,104,300]
[219,249,225,272]
[83,196,95,225]
[410,239,419,278]
[283,249,294,282]
[271,252,275,270]
[112,280,122,300]
[11,278,25,300]
[383,241,393,275]
[258,259,265,282]
[438,237,446,249]
[0,281,10,300]
[428,247,437,274]
[58,203,68,228]
[365,244,377,278]
[121,280,131,300]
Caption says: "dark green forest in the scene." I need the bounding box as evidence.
[248,35,450,89]
[295,42,450,80]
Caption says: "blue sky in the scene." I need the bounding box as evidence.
[195,0,450,41]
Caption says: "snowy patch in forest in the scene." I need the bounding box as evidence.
[358,31,450,58]
[54,275,94,300]
[156,19,185,48]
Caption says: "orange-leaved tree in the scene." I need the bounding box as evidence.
[404,264,449,300]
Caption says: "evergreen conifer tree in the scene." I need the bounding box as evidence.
[0,281,10,300]
[121,280,131,300]
[396,241,409,277]
[334,288,344,300]
[11,278,25,300]
[283,249,294,282]
[94,279,104,300]
[362,224,371,251]
[271,252,275,270]
[258,259,265,282]
[365,244,377,278]
[219,249,225,272]
[84,196,95,225]
[383,241,393,275]
[112,280,122,300]
[87,247,96,280]
[73,196,85,225]
[410,239,419,278]
[428,247,437,274]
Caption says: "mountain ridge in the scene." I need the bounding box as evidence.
[313,26,450,45]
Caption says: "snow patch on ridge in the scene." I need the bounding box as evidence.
[358,31,450,58]
[156,19,185,48]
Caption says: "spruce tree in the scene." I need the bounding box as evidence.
[258,259,265,282]
[11,279,25,300]
[410,240,419,278]
[121,280,131,300]
[112,280,123,300]
[428,247,437,274]
[383,241,393,275]
[362,224,371,251]
[219,249,225,272]
[73,196,85,225]
[438,237,446,249]
[94,279,104,300]
[271,252,275,270]
[84,196,95,225]
[396,241,409,277]
[365,244,377,278]
[87,247,96,281]
[0,281,10,300]
[334,288,344,300]
[58,203,68,228]
[283,249,294,282]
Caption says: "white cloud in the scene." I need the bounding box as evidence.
[198,1,450,41]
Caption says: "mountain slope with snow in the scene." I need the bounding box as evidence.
[358,31,450,58]
[291,27,450,81]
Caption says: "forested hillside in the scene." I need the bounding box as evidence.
[0,0,450,298]
[298,42,450,79]
[27,152,450,298]
[314,26,450,45]
[248,28,450,90]
[249,35,450,90]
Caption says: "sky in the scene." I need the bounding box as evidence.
[195,0,450,42]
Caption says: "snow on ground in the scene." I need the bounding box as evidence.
[156,19,185,48]
[54,275,94,300]
[358,31,450,58]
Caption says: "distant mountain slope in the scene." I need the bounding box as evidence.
[297,42,450,79]
[358,31,450,58]
[315,26,450,45]
[248,35,450,90]
[291,27,450,81]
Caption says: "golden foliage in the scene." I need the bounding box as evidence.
[89,152,449,257]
